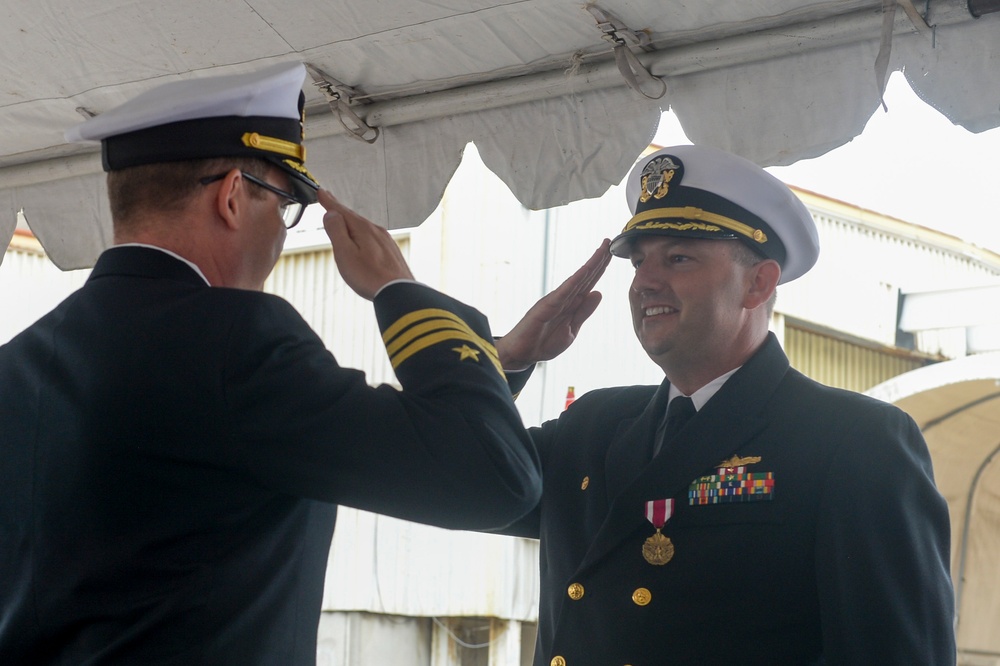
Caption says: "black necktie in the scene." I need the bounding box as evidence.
[653,396,696,458]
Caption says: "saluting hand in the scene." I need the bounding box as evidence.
[496,240,611,372]
[320,189,415,301]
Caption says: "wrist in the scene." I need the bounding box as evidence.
[495,338,530,372]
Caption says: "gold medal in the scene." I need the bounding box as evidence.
[643,498,676,565]
[642,529,674,565]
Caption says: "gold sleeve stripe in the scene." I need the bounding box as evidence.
[383,308,498,359]
[383,308,472,342]
[383,308,502,374]
[385,318,499,366]
[625,206,767,244]
[390,330,505,377]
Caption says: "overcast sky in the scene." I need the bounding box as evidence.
[654,72,1000,255]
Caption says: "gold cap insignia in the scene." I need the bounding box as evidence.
[638,156,680,203]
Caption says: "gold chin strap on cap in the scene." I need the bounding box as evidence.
[241,132,305,162]
[625,206,768,244]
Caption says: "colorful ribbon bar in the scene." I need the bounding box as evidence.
[688,472,775,505]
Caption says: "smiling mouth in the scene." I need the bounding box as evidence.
[643,306,677,317]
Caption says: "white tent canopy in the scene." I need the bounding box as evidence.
[2,0,999,270]
[868,355,1000,657]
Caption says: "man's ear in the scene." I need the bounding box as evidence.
[213,169,244,231]
[745,259,780,310]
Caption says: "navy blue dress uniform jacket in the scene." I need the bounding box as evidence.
[502,333,955,665]
[0,246,541,665]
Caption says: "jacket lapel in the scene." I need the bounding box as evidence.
[603,379,671,503]
[574,334,791,575]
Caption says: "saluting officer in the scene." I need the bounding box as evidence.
[0,62,542,664]
[495,144,956,665]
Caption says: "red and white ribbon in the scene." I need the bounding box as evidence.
[645,498,675,529]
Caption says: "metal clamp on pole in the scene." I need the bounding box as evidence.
[898,0,933,34]
[305,63,380,144]
[586,5,666,100]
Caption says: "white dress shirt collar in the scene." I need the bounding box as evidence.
[667,366,741,412]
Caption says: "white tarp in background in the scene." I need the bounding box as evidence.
[1,0,998,271]
[868,355,1000,655]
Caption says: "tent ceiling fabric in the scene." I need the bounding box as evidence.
[1,0,998,270]
[868,354,1000,655]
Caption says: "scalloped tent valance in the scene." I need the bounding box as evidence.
[1,0,998,269]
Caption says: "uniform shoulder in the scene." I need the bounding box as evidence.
[783,367,913,421]
[202,286,302,317]
[569,384,658,413]
[194,287,319,349]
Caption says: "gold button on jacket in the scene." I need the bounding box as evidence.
[632,587,652,606]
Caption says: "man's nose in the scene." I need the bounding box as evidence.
[631,260,660,293]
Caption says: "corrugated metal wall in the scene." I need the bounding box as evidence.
[320,510,539,620]
[265,242,405,389]
[783,320,932,393]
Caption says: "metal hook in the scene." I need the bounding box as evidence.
[585,5,666,100]
[304,63,380,144]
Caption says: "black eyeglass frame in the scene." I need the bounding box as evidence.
[199,170,308,229]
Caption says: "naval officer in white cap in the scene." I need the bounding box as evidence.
[493,145,955,665]
[0,62,546,664]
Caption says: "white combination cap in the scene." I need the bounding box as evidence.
[611,144,819,284]
[65,61,319,204]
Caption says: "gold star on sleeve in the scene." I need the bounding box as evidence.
[452,344,481,362]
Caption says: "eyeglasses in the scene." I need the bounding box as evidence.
[199,171,307,229]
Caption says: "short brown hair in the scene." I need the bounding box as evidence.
[106,157,271,230]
